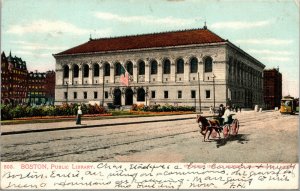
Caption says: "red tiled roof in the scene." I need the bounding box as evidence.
[55,28,226,56]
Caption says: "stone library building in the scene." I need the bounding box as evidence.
[53,26,265,109]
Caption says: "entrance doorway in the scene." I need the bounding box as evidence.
[125,88,133,105]
[113,88,121,106]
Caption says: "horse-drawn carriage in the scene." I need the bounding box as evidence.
[196,114,239,142]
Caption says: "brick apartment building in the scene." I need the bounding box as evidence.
[263,68,282,109]
[1,51,56,105]
[28,70,56,105]
[1,51,28,105]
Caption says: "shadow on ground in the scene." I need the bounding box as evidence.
[215,134,249,148]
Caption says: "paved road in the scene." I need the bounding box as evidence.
[1,111,298,162]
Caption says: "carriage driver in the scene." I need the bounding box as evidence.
[222,105,234,125]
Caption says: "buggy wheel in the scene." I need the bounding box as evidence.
[222,124,230,138]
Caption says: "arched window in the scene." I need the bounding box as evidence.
[190,57,198,73]
[150,60,158,74]
[176,58,184,74]
[93,63,99,77]
[63,65,69,78]
[137,88,145,101]
[204,57,213,73]
[104,63,110,76]
[163,59,170,74]
[83,64,89,77]
[115,62,122,76]
[73,64,79,78]
[138,61,145,75]
[126,61,133,75]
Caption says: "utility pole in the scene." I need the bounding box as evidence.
[198,72,201,113]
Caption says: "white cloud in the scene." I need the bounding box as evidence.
[248,49,293,56]
[260,56,292,62]
[235,38,293,45]
[13,50,49,58]
[94,12,197,27]
[11,41,68,51]
[211,20,271,30]
[6,20,90,36]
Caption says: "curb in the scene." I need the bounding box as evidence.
[1,116,196,136]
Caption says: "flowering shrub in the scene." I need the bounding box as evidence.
[131,104,195,112]
[0,103,107,120]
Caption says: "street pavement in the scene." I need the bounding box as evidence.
[1,110,298,162]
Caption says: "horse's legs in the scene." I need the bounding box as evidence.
[203,128,209,142]
[207,129,212,140]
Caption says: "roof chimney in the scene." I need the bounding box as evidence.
[203,21,207,29]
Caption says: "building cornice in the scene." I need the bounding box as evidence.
[225,40,265,69]
[52,42,227,59]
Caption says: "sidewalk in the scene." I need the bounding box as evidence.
[1,112,211,135]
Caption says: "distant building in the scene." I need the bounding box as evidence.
[1,51,56,106]
[263,68,282,109]
[1,51,28,105]
[45,70,56,105]
[53,27,265,109]
[28,70,56,105]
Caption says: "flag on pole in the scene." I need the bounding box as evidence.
[120,64,129,86]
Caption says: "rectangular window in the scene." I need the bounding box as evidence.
[74,92,77,99]
[151,91,155,98]
[178,91,182,99]
[94,91,98,99]
[64,92,68,99]
[105,91,109,99]
[206,90,211,99]
[191,90,196,98]
[84,92,87,99]
[164,91,168,99]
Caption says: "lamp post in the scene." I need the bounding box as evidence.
[212,74,216,109]
[102,71,105,106]
[66,81,69,104]
[145,87,149,106]
[197,72,201,113]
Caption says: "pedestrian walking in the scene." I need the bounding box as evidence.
[209,105,214,114]
[76,106,82,125]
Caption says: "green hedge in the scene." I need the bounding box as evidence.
[1,103,106,121]
[131,104,195,112]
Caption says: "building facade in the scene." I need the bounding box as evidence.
[1,51,28,105]
[27,70,56,105]
[263,68,282,109]
[53,28,265,109]
[1,51,56,106]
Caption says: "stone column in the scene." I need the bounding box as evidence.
[68,64,73,85]
[145,60,150,83]
[133,62,138,83]
[78,64,83,85]
[89,63,93,84]
[184,60,189,82]
[157,59,162,82]
[99,63,104,84]
[110,65,114,84]
[170,59,175,82]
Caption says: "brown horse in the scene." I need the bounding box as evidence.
[196,115,222,142]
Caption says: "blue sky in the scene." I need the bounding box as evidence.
[1,0,299,97]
